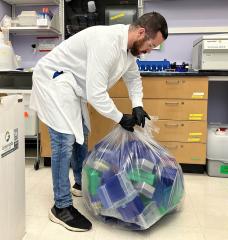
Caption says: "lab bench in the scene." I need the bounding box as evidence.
[89,71,228,173]
[1,70,228,172]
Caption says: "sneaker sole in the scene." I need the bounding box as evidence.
[71,188,82,197]
[48,209,90,232]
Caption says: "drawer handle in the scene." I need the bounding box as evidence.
[166,79,180,84]
[164,123,179,128]
[164,145,178,150]
[165,101,179,106]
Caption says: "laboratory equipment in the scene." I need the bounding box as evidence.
[192,34,228,70]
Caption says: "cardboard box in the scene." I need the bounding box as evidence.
[0,95,25,240]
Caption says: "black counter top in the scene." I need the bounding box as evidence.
[0,70,228,77]
[0,71,33,76]
[0,71,33,89]
[140,70,228,77]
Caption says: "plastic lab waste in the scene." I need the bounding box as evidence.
[82,122,184,230]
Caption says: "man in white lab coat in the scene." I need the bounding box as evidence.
[30,12,168,232]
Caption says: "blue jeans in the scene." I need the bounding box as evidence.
[48,123,89,208]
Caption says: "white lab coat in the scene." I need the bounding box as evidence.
[30,24,143,145]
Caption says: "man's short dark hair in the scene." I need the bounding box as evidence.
[132,12,168,40]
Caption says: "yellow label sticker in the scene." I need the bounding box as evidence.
[189,114,203,117]
[191,95,204,99]
[189,132,202,136]
[192,92,205,96]
[110,12,125,20]
[189,117,202,120]
[188,138,200,142]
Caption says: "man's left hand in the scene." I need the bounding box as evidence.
[132,106,151,128]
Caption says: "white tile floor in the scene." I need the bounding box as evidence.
[23,159,228,240]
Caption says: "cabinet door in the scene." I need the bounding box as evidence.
[160,142,206,164]
[88,99,133,149]
[143,99,207,121]
[39,121,52,157]
[109,77,208,99]
[88,105,116,149]
[154,120,207,143]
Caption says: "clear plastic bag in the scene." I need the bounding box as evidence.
[82,120,185,230]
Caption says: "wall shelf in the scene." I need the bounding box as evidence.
[9,12,61,36]
[3,0,59,6]
[9,26,60,36]
[169,26,228,34]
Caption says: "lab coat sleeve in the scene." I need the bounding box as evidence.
[86,41,123,123]
[122,58,143,108]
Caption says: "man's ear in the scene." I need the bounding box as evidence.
[137,27,146,39]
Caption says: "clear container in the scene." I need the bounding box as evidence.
[137,158,155,172]
[136,201,161,229]
[134,182,155,199]
[97,172,137,209]
[18,11,37,26]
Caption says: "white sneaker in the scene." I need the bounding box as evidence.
[71,183,82,197]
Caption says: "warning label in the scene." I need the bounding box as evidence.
[0,128,19,158]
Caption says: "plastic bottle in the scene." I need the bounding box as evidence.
[0,31,18,70]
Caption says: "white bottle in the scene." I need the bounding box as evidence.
[0,31,18,70]
[88,1,96,13]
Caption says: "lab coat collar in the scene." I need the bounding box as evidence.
[122,24,130,52]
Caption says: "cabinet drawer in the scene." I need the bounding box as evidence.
[88,98,208,149]
[154,120,207,143]
[109,77,208,99]
[143,77,208,99]
[160,142,206,164]
[144,99,207,121]
[104,98,207,121]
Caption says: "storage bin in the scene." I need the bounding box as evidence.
[5,93,37,136]
[207,125,228,177]
[207,125,228,161]
[207,159,228,177]
[0,95,25,240]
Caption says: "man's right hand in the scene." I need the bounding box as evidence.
[119,114,136,132]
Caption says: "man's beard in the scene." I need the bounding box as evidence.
[130,38,147,57]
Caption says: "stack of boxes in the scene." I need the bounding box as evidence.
[82,138,184,230]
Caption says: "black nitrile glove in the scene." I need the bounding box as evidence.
[119,114,136,132]
[132,106,151,128]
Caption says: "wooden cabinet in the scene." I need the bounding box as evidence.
[160,142,206,164]
[88,76,208,165]
[143,99,207,121]
[39,121,52,157]
[154,120,207,143]
[109,77,208,99]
